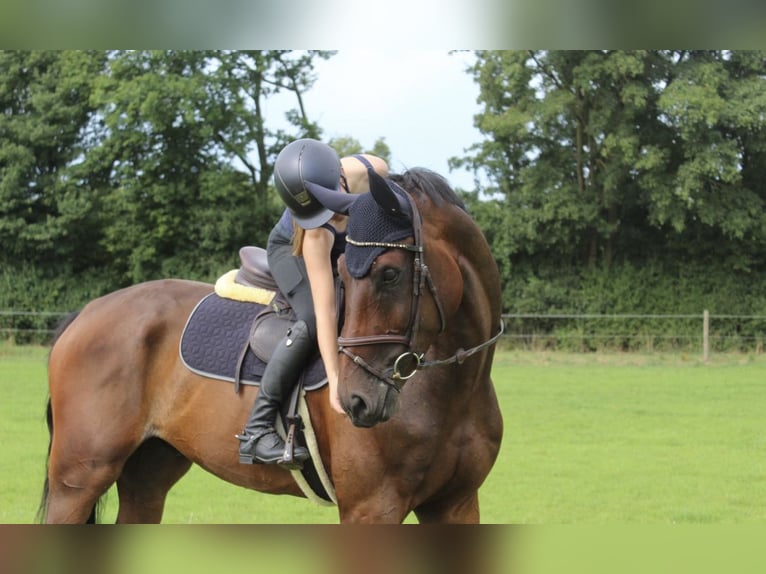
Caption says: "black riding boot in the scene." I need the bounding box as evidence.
[237,320,312,468]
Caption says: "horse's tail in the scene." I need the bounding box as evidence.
[36,397,54,523]
[37,311,100,524]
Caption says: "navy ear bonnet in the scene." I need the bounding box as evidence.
[344,185,413,279]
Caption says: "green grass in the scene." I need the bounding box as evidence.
[483,350,766,524]
[2,343,765,523]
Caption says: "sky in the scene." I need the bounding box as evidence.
[269,50,485,190]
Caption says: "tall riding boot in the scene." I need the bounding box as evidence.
[236,320,313,467]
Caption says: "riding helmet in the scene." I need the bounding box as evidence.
[273,138,341,229]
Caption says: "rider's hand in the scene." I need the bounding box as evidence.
[328,376,346,415]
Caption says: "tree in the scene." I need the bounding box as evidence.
[85,50,336,283]
[653,50,766,271]
[204,50,335,198]
[458,50,766,274]
[83,50,233,282]
[328,135,392,163]
[0,50,403,315]
[0,50,108,269]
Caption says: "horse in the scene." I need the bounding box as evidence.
[38,167,504,524]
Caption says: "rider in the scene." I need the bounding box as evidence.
[236,138,389,467]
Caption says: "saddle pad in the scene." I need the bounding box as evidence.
[179,293,327,391]
[214,269,275,304]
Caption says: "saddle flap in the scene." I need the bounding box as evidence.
[249,307,295,363]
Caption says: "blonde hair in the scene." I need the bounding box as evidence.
[292,221,306,256]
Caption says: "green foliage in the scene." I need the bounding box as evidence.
[453,50,766,351]
[0,50,358,332]
[0,263,115,343]
[4,49,766,350]
[0,50,343,302]
[328,135,392,163]
[0,51,108,267]
[82,50,329,284]
[502,261,766,352]
[460,50,766,275]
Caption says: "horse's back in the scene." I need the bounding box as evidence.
[53,278,211,349]
[72,278,211,323]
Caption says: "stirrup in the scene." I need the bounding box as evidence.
[236,431,308,468]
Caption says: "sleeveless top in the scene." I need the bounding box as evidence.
[275,209,347,271]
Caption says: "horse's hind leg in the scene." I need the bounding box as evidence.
[115,438,192,523]
[45,443,127,524]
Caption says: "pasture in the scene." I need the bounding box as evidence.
[2,343,765,523]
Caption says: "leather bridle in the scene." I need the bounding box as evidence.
[337,192,504,392]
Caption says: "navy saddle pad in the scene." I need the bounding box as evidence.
[179,293,327,390]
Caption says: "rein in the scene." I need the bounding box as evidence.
[338,192,503,392]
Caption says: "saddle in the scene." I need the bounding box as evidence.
[218,245,300,364]
[235,245,278,291]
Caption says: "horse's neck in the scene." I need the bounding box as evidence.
[454,226,501,333]
[431,232,501,388]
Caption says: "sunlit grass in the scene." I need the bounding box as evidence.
[482,351,766,523]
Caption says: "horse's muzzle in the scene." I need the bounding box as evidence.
[344,381,400,428]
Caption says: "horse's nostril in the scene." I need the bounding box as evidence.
[349,394,367,419]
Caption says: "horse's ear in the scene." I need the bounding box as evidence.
[369,168,411,218]
[304,181,359,215]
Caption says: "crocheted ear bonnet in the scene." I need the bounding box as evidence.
[344,185,413,278]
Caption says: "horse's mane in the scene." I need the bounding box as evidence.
[390,168,467,213]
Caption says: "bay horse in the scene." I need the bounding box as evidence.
[38,167,504,523]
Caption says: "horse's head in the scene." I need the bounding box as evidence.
[329,168,492,427]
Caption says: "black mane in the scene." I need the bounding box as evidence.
[390,168,467,212]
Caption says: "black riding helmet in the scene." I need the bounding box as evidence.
[273,138,341,229]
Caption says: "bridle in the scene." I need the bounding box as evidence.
[337,192,504,392]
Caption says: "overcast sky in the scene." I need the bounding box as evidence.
[268,50,485,190]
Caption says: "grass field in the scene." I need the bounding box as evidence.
[2,343,765,524]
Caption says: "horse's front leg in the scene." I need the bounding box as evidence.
[413,490,480,523]
[333,462,477,523]
[336,485,412,524]
[330,492,491,574]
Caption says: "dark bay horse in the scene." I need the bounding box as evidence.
[39,168,504,523]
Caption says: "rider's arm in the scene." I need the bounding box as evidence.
[302,226,345,415]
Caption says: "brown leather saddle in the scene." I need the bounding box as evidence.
[234,246,297,364]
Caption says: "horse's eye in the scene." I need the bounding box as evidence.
[381,267,400,285]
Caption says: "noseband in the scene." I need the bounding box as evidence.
[337,193,504,392]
